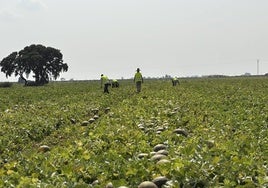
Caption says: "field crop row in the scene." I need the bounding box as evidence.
[0,77,267,187]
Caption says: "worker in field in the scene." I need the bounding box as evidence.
[172,76,179,86]
[112,79,119,88]
[134,68,144,93]
[100,74,110,93]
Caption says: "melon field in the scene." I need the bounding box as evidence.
[0,77,267,187]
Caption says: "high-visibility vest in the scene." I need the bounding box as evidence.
[101,75,109,84]
[134,72,143,82]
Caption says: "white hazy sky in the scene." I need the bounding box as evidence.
[1,0,268,81]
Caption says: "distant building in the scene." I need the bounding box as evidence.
[244,73,251,76]
[18,76,26,84]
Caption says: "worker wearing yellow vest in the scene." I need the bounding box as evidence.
[112,79,119,88]
[101,74,110,93]
[172,77,179,86]
[134,68,144,93]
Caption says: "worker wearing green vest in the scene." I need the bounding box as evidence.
[101,74,110,93]
[172,77,179,86]
[112,79,119,88]
[134,68,144,93]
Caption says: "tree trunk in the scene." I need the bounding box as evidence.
[19,74,28,86]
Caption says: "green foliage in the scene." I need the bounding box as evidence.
[0,44,68,85]
[0,78,267,187]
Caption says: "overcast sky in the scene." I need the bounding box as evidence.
[0,0,268,81]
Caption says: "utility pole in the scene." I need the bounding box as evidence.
[257,59,259,75]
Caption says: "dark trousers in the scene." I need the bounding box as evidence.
[136,81,142,92]
[104,83,110,93]
[172,80,179,86]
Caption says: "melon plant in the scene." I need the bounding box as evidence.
[0,77,267,187]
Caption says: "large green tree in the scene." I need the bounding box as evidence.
[0,44,68,85]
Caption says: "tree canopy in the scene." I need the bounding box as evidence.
[0,44,68,85]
